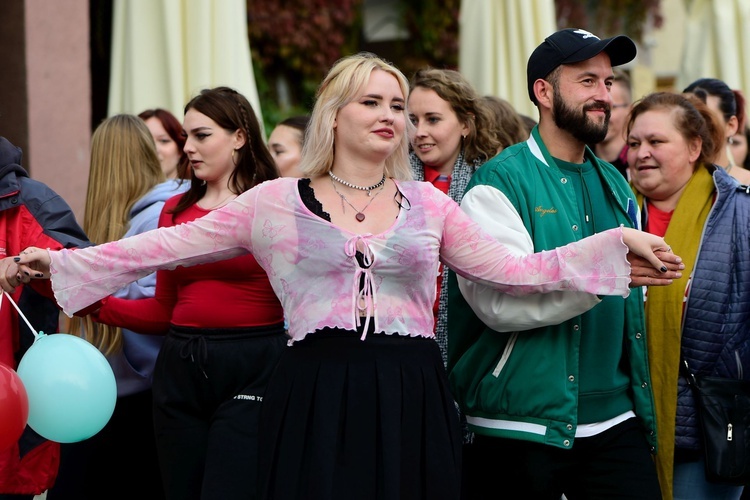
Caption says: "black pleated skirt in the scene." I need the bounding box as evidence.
[258,329,462,500]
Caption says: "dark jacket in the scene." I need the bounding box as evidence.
[674,167,750,450]
[0,136,89,494]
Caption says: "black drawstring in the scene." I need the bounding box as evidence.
[180,335,209,379]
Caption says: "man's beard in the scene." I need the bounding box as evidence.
[552,92,611,145]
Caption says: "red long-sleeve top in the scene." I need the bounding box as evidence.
[94,195,283,333]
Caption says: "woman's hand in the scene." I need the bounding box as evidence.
[628,249,684,287]
[13,247,52,284]
[621,228,682,284]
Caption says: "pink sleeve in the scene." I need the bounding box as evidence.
[439,202,631,297]
[49,192,256,316]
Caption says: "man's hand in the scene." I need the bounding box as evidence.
[628,249,684,287]
[0,257,22,293]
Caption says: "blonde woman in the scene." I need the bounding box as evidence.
[49,114,187,500]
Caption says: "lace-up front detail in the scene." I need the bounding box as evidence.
[345,234,377,339]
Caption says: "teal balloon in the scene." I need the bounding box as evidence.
[17,333,116,443]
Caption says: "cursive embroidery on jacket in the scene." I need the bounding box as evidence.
[535,206,558,217]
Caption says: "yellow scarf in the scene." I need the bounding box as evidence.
[635,166,714,500]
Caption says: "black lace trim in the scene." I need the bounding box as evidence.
[299,178,331,222]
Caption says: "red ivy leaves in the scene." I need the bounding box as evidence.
[247,0,362,82]
[555,0,663,40]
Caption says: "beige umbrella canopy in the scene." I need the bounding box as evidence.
[107,0,263,128]
[676,0,750,99]
[458,0,557,118]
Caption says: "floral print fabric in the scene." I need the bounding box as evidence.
[49,178,631,343]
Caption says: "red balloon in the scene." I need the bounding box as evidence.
[0,363,29,452]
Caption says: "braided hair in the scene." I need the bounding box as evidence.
[172,86,278,216]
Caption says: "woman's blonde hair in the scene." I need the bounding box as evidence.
[68,114,165,355]
[299,52,413,180]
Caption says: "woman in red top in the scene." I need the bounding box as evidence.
[93,87,284,500]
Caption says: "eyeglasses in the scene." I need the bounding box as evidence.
[612,103,630,109]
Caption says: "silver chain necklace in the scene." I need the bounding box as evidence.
[330,176,384,222]
[328,171,386,196]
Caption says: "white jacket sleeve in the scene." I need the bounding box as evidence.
[457,184,601,332]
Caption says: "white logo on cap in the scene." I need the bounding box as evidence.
[573,29,599,40]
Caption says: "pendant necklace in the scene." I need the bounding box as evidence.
[330,176,384,222]
[329,171,386,196]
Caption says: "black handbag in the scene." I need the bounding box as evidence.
[682,358,750,484]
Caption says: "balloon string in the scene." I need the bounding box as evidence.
[3,291,40,339]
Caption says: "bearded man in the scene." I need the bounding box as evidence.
[447,29,681,499]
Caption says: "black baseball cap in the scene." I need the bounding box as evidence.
[527,28,637,103]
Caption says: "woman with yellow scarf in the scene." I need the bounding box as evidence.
[626,91,750,500]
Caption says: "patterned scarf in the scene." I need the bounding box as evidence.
[409,150,483,365]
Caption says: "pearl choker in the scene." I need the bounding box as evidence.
[328,171,386,196]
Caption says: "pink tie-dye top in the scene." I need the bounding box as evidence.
[49,178,631,343]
